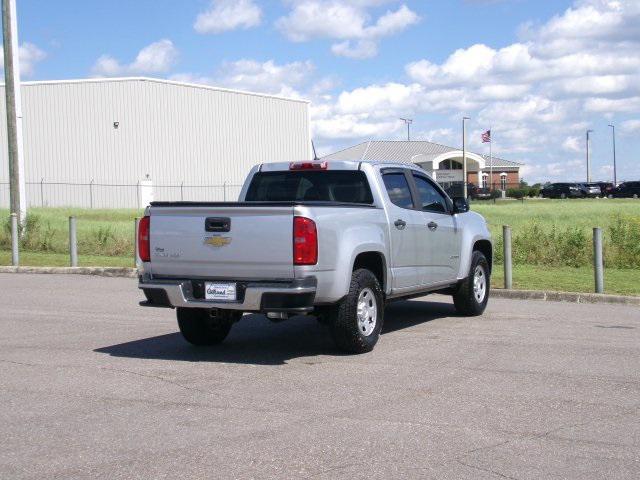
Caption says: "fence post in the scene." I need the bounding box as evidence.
[11,213,19,266]
[593,227,604,294]
[69,216,78,267]
[134,217,139,266]
[503,225,512,289]
[89,179,94,209]
[40,178,44,207]
[223,182,227,201]
[136,180,140,208]
[180,181,184,201]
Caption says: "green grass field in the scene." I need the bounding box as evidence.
[472,197,640,236]
[2,199,640,295]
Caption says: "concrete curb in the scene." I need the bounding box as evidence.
[0,266,137,278]
[492,288,640,306]
[1,267,638,306]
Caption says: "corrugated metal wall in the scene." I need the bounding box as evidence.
[0,78,311,208]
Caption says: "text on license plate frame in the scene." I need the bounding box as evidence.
[204,282,237,301]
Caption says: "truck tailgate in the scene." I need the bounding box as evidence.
[148,205,294,279]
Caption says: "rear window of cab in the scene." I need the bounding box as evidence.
[245,170,374,204]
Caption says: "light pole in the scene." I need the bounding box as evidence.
[608,124,617,186]
[2,0,27,225]
[400,118,413,141]
[462,117,470,199]
[586,129,593,183]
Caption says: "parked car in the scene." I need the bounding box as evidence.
[137,160,493,353]
[593,182,615,197]
[540,183,583,198]
[578,183,602,198]
[468,184,492,200]
[610,181,640,198]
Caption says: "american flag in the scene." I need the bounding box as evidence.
[481,130,491,143]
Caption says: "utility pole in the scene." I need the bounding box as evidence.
[608,124,617,186]
[462,117,470,198]
[2,0,27,224]
[586,129,593,183]
[399,118,413,141]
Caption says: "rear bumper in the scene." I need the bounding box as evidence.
[139,277,317,313]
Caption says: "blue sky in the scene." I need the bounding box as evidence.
[11,0,640,183]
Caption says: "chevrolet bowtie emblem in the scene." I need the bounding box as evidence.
[204,236,232,247]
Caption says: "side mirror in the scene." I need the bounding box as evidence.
[452,197,469,214]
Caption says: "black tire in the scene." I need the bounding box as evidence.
[176,308,240,346]
[330,269,384,354]
[453,251,490,316]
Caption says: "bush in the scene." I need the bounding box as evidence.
[506,188,527,199]
[606,215,640,268]
[493,218,640,269]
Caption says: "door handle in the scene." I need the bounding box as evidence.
[394,219,406,230]
[427,221,438,231]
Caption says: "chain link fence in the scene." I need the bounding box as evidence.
[0,181,244,209]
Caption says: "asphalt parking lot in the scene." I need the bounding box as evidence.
[1,273,639,479]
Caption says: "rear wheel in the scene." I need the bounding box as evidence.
[177,308,241,346]
[330,269,384,354]
[453,251,490,316]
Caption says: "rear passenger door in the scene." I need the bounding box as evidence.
[410,173,461,285]
[381,169,422,292]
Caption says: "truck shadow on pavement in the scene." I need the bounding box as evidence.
[95,300,455,366]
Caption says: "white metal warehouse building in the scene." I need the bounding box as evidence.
[0,77,311,208]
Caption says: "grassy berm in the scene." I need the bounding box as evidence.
[1,199,639,295]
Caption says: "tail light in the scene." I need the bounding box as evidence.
[138,216,151,262]
[289,161,328,170]
[293,217,317,265]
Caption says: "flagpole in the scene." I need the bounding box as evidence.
[489,127,493,191]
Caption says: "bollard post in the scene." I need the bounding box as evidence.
[180,181,184,201]
[11,213,19,266]
[89,179,94,209]
[40,178,44,207]
[593,227,604,294]
[69,216,78,267]
[503,225,512,289]
[223,182,227,201]
[134,217,140,265]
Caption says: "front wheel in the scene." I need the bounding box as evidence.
[453,251,490,316]
[330,269,384,354]
[177,308,241,346]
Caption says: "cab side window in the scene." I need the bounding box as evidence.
[412,174,449,214]
[382,172,414,209]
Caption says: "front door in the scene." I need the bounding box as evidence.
[410,173,461,285]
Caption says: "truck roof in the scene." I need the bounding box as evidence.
[259,159,425,173]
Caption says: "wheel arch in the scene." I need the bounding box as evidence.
[473,239,493,273]
[352,250,387,293]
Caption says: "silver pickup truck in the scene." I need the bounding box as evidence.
[138,160,492,353]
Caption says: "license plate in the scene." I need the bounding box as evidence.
[204,282,237,301]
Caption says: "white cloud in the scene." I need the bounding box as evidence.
[276,1,419,58]
[0,42,46,77]
[170,59,331,101]
[331,40,378,59]
[212,59,314,97]
[620,119,640,135]
[194,0,262,34]
[562,136,581,153]
[92,39,178,76]
[584,96,640,113]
